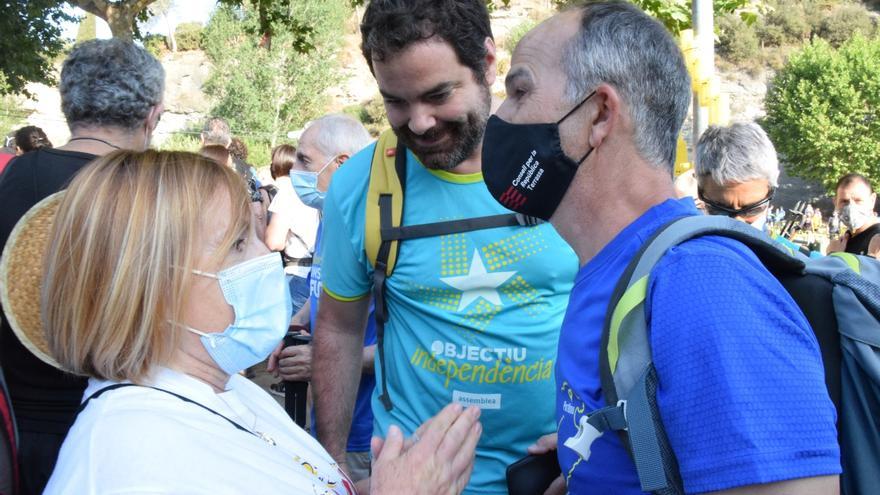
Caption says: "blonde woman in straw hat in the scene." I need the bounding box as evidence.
[0,38,164,494]
[0,149,481,494]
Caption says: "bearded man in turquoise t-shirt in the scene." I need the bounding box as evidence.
[310,1,578,493]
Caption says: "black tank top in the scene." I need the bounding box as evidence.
[846,222,880,256]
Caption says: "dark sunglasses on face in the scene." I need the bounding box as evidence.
[698,187,776,219]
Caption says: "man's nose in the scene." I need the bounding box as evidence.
[408,104,437,135]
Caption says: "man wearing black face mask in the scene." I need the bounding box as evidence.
[311,1,578,493]
[483,2,840,494]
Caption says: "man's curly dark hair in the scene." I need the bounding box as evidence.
[360,0,493,84]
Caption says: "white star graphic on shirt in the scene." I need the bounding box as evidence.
[440,249,517,312]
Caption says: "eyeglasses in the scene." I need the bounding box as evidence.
[698,188,776,219]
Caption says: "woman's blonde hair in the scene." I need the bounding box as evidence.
[41,150,252,381]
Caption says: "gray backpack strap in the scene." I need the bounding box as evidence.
[592,215,806,494]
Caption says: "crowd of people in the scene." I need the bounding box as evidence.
[0,1,877,494]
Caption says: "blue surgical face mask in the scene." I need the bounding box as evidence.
[182,252,292,375]
[291,155,336,210]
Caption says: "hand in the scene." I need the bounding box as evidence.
[370,403,482,495]
[868,234,880,259]
[266,341,284,375]
[826,231,850,254]
[277,343,312,382]
[528,433,566,495]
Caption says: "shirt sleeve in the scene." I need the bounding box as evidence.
[319,159,373,301]
[267,185,289,215]
[268,183,319,253]
[647,236,840,493]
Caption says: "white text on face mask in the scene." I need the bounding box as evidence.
[511,150,544,191]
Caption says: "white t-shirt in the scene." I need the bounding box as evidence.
[45,367,357,495]
[268,178,320,277]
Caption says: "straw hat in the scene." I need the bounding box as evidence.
[0,192,72,372]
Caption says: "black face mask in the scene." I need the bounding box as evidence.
[482,91,595,220]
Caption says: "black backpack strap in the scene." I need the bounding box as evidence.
[372,141,408,411]
[371,144,544,412]
[77,383,265,441]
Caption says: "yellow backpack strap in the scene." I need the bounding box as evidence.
[365,129,406,412]
[365,129,404,277]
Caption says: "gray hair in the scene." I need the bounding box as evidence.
[60,39,165,131]
[201,117,232,147]
[308,114,372,158]
[563,1,691,173]
[695,122,779,188]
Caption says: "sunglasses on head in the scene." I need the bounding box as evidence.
[698,188,776,219]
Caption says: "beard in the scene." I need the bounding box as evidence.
[392,84,491,171]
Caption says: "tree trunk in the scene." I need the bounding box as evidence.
[165,14,177,52]
[72,0,157,41]
[106,7,136,40]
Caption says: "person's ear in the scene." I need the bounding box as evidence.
[147,103,165,132]
[587,84,620,150]
[482,37,497,87]
[336,153,351,166]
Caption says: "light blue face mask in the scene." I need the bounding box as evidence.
[290,155,336,211]
[183,252,292,375]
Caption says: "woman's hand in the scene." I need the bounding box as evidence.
[370,403,482,495]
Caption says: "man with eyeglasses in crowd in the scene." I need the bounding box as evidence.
[695,123,778,231]
[694,122,823,257]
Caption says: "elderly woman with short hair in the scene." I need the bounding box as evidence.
[3,150,480,494]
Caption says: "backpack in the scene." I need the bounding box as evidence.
[363,130,541,411]
[570,214,880,495]
[0,365,18,495]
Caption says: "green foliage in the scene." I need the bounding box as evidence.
[763,35,880,193]
[502,19,538,52]
[718,13,761,63]
[157,131,283,170]
[342,97,388,136]
[817,4,875,47]
[156,132,201,153]
[76,13,97,44]
[175,22,204,51]
[218,0,316,53]
[349,0,510,11]
[237,136,281,168]
[757,0,810,46]
[202,1,349,147]
[0,77,29,137]
[143,34,168,57]
[552,0,758,35]
[0,1,74,96]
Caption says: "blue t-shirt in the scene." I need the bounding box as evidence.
[557,198,840,494]
[309,222,377,453]
[321,145,578,494]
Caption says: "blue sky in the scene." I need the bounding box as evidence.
[63,0,219,39]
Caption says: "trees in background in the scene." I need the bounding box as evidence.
[763,34,880,192]
[202,1,350,149]
[70,0,156,40]
[0,1,74,95]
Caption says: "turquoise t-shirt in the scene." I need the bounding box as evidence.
[321,144,578,494]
